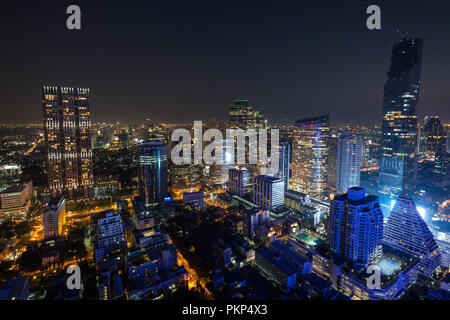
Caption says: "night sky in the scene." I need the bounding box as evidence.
[1,0,449,124]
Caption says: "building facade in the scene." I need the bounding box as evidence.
[336,131,364,194]
[229,99,266,130]
[43,196,66,239]
[379,38,422,198]
[43,86,93,197]
[291,115,330,200]
[383,197,441,278]
[329,187,383,266]
[95,211,127,262]
[253,175,284,210]
[139,141,168,207]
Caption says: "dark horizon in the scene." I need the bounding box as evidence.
[1,0,450,125]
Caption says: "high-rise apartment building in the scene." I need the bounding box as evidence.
[336,131,364,194]
[253,175,284,210]
[43,86,93,197]
[384,197,441,278]
[291,115,330,200]
[183,190,205,211]
[378,156,404,215]
[43,196,66,239]
[94,211,126,262]
[278,141,290,190]
[138,141,168,207]
[0,181,33,220]
[379,38,422,199]
[229,99,266,130]
[243,208,269,239]
[329,187,383,266]
[228,167,252,197]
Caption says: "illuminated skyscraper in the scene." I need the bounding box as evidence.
[379,38,422,198]
[277,141,290,190]
[336,131,364,194]
[94,211,126,262]
[139,141,168,207]
[423,116,447,156]
[42,86,93,197]
[291,115,330,200]
[384,197,441,278]
[329,187,383,266]
[253,175,284,210]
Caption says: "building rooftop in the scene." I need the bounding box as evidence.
[255,246,296,276]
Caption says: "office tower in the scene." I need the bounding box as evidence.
[94,211,126,261]
[0,181,33,220]
[291,115,330,200]
[0,277,29,300]
[329,187,383,266]
[183,190,205,211]
[244,208,269,239]
[278,141,290,190]
[328,136,338,192]
[384,197,441,278]
[336,131,365,194]
[42,86,93,197]
[229,99,266,130]
[0,164,22,187]
[43,196,66,239]
[253,175,284,210]
[447,131,450,154]
[423,116,447,156]
[254,246,297,292]
[138,141,168,207]
[228,167,252,197]
[379,38,422,197]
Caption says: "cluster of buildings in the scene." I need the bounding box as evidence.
[0,36,449,301]
[91,200,187,300]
